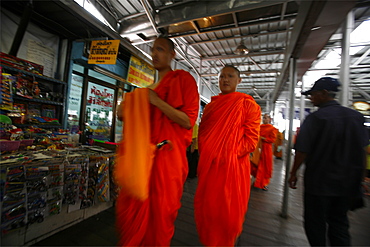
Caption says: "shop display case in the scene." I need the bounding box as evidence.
[0,148,117,246]
[1,63,67,129]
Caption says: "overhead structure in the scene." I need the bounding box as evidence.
[1,0,370,109]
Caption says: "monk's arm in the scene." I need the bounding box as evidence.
[262,128,277,143]
[238,102,261,157]
[149,89,191,129]
[267,128,278,143]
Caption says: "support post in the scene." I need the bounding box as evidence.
[339,11,353,107]
[281,57,296,218]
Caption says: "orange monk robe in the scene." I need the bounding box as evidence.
[116,70,199,246]
[273,131,284,158]
[253,124,277,189]
[194,92,261,246]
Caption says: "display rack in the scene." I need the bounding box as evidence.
[0,149,116,246]
[1,64,67,128]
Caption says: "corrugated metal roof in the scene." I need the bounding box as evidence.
[2,0,369,111]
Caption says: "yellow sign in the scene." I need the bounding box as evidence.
[88,40,120,64]
[127,56,155,87]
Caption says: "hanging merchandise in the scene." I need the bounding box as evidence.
[1,165,27,234]
[46,159,64,217]
[79,157,90,209]
[0,147,116,240]
[0,73,14,111]
[96,158,110,202]
[24,163,49,225]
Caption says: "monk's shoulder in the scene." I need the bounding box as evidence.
[173,70,194,81]
[235,92,258,104]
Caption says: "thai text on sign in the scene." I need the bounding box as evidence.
[88,40,120,64]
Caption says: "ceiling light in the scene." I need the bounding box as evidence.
[234,40,249,55]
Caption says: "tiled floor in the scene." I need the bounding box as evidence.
[34,158,370,246]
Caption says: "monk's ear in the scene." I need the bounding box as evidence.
[170,50,176,60]
[237,77,242,84]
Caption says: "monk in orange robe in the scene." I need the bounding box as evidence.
[116,37,199,246]
[253,113,277,190]
[194,65,261,246]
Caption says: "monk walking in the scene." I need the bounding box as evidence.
[253,113,277,191]
[115,36,199,246]
[194,65,261,246]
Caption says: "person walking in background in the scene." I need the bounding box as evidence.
[273,130,284,160]
[115,36,199,246]
[253,113,277,191]
[289,77,368,246]
[194,65,261,246]
[187,121,199,179]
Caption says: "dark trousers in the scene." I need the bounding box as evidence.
[304,193,351,246]
[187,149,199,178]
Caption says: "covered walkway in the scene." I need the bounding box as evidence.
[34,158,370,246]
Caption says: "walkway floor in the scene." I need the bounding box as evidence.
[33,158,370,246]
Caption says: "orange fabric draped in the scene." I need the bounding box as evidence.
[194,92,261,246]
[253,124,277,189]
[116,70,199,246]
[273,131,283,158]
[115,88,156,201]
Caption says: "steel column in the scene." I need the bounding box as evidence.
[281,57,297,218]
[339,11,353,106]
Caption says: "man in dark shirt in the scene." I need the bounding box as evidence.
[288,77,368,246]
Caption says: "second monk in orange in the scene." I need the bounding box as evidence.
[194,65,261,246]
[253,113,277,191]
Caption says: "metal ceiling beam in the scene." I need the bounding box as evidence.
[271,0,318,102]
[118,11,146,22]
[201,70,280,77]
[201,49,285,61]
[172,38,218,95]
[139,0,158,34]
[188,29,292,46]
[198,61,284,68]
[130,16,295,45]
[167,16,295,40]
[190,21,201,34]
[308,65,370,71]
[56,0,153,65]
[280,1,287,20]
[156,0,289,28]
[89,0,119,29]
[295,0,357,78]
[272,0,357,102]
[232,12,238,28]
[352,47,370,66]
[353,89,370,100]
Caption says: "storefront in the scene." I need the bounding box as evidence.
[0,6,155,245]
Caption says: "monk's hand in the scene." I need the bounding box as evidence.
[149,89,161,106]
[288,172,298,189]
